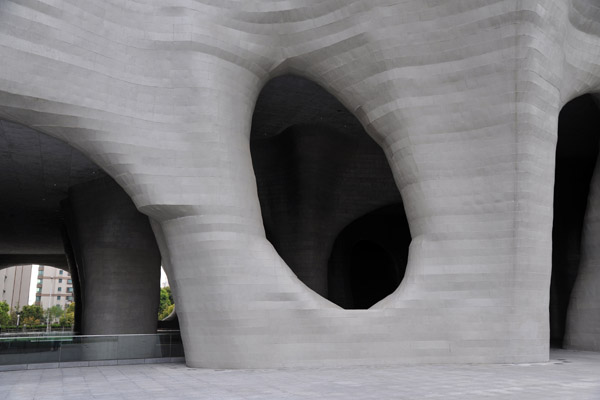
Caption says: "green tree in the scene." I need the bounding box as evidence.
[0,301,10,326]
[20,305,44,325]
[163,287,173,304]
[59,302,75,327]
[65,302,75,314]
[158,287,173,319]
[47,305,64,323]
[159,303,174,320]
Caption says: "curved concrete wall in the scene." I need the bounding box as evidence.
[0,1,599,367]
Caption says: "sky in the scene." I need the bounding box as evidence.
[27,265,38,305]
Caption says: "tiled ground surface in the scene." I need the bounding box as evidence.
[0,350,599,400]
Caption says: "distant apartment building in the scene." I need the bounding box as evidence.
[0,265,32,311]
[34,266,74,310]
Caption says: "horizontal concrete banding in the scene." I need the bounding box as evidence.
[0,0,599,368]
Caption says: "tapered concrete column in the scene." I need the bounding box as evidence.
[65,177,161,335]
[565,142,600,350]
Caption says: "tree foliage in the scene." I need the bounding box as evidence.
[1,303,74,329]
[47,305,64,322]
[65,302,75,314]
[20,305,44,325]
[0,301,10,326]
[158,287,174,320]
[59,302,75,327]
[159,303,174,320]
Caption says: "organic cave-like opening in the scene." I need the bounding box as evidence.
[250,75,411,309]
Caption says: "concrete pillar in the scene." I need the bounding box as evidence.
[64,177,161,335]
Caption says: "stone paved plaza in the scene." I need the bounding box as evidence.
[0,350,598,399]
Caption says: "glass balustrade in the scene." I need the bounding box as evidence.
[0,332,183,367]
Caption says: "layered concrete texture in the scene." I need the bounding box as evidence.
[1,0,600,368]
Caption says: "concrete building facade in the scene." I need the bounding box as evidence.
[0,0,599,369]
[0,265,32,312]
[34,266,74,311]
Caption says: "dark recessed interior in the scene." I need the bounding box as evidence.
[328,204,410,309]
[250,75,411,308]
[551,94,600,347]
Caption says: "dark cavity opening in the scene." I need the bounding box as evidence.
[250,75,411,308]
[328,204,410,309]
[551,94,600,347]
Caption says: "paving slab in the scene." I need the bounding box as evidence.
[0,350,599,399]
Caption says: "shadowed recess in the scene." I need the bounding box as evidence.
[552,94,600,347]
[250,75,410,307]
[0,120,161,335]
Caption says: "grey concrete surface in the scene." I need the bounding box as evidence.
[64,177,161,335]
[0,350,599,400]
[0,120,105,268]
[1,0,600,368]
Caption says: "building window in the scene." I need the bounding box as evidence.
[67,296,73,301]
[36,287,41,293]
[67,287,73,293]
[59,270,63,275]
[36,296,41,302]
[68,279,72,284]
[57,287,62,292]
[37,279,42,284]
[38,270,43,276]
[58,278,62,283]
[57,296,61,300]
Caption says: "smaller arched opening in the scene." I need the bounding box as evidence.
[328,204,411,309]
[552,93,600,348]
[349,241,398,308]
[0,264,76,332]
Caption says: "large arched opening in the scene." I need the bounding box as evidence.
[0,119,162,336]
[250,75,411,308]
